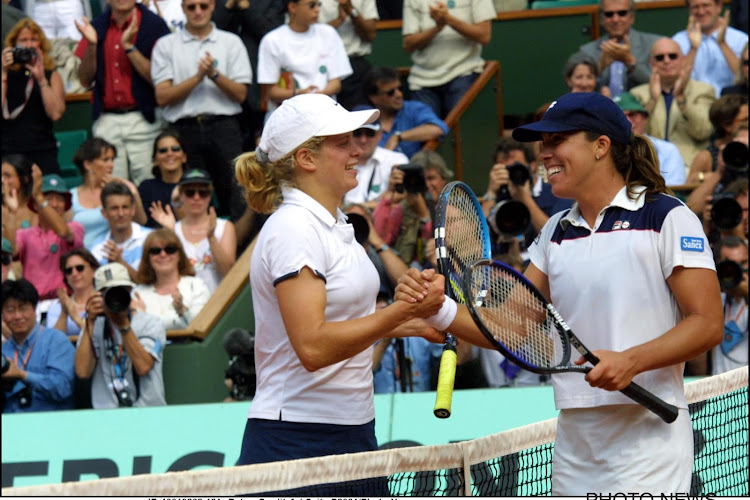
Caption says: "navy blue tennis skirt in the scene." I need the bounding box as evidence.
[237,418,388,496]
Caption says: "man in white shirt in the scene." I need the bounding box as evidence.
[319,0,379,110]
[344,105,409,208]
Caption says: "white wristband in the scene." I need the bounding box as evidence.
[424,295,458,331]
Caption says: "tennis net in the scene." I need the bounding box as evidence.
[3,367,747,496]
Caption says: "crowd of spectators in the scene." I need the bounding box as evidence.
[1,0,747,411]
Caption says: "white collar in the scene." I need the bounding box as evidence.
[280,186,346,228]
[560,185,647,230]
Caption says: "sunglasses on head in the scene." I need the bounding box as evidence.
[353,128,377,138]
[157,145,182,154]
[148,244,180,256]
[380,85,401,97]
[64,264,86,275]
[186,2,210,11]
[182,187,212,198]
[602,9,630,18]
[2,254,11,266]
[654,53,679,62]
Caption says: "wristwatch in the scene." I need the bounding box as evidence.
[394,131,402,143]
[120,324,132,334]
[210,70,220,81]
[350,7,360,17]
[376,244,390,253]
[124,46,137,54]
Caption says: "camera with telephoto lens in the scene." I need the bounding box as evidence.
[505,161,532,187]
[12,47,36,65]
[488,162,532,237]
[721,141,748,186]
[103,286,132,313]
[716,260,746,291]
[345,212,370,245]
[395,163,426,194]
[710,193,743,231]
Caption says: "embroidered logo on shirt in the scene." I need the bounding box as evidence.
[681,237,704,252]
[612,220,631,230]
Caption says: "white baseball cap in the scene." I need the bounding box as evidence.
[258,94,379,163]
[94,263,135,291]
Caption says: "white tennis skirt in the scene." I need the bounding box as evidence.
[552,404,693,495]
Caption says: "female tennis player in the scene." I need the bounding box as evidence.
[396,92,723,494]
[233,94,445,470]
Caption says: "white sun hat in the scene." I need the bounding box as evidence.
[257,94,379,163]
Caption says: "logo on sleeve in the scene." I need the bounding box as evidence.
[681,236,705,252]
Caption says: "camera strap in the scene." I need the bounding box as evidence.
[12,324,40,371]
[103,317,141,402]
[2,76,33,120]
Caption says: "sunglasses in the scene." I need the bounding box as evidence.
[654,53,679,62]
[148,244,180,256]
[353,128,377,138]
[380,85,401,97]
[157,145,182,154]
[2,254,11,266]
[186,2,210,11]
[182,187,212,198]
[64,264,86,275]
[602,9,630,18]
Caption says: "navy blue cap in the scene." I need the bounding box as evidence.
[512,92,632,145]
[351,104,381,131]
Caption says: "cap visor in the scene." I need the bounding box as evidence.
[96,281,135,291]
[317,108,380,137]
[512,120,582,142]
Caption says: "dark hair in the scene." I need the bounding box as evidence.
[151,129,187,178]
[72,137,117,176]
[584,131,669,199]
[364,66,400,98]
[60,247,100,275]
[709,95,748,139]
[1,153,34,199]
[1,278,39,308]
[137,228,194,284]
[100,181,134,207]
[723,177,749,197]
[492,137,535,165]
[715,235,748,256]
[564,56,600,82]
[599,0,635,15]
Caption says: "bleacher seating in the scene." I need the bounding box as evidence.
[55,129,87,188]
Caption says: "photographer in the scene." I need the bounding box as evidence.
[1,19,65,175]
[481,138,572,260]
[2,279,74,413]
[75,263,166,408]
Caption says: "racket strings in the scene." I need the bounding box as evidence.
[443,190,489,304]
[470,266,566,369]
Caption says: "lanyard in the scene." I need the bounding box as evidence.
[724,298,747,325]
[13,324,40,370]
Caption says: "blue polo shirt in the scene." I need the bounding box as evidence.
[379,100,449,158]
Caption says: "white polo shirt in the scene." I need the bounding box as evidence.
[319,0,380,57]
[248,187,380,424]
[529,186,715,410]
[344,147,409,205]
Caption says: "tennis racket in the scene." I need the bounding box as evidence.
[463,258,679,424]
[432,181,492,418]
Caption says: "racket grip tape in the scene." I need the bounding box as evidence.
[433,342,458,419]
[620,382,679,424]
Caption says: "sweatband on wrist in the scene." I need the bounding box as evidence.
[424,295,458,331]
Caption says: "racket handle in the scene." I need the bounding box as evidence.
[433,335,458,419]
[620,382,679,424]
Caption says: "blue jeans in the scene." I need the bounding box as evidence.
[410,72,480,119]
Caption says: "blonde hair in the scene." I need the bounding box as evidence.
[5,19,55,71]
[235,137,325,214]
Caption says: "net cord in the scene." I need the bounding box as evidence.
[3,367,746,497]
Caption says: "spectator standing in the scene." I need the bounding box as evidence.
[138,130,187,228]
[614,92,687,185]
[91,181,153,281]
[1,19,65,175]
[75,262,167,408]
[151,0,251,220]
[70,138,148,249]
[721,41,748,96]
[257,0,352,115]
[365,66,448,158]
[343,105,408,208]
[402,0,495,118]
[673,0,747,97]
[2,2,27,45]
[630,37,715,168]
[150,169,236,293]
[2,279,75,413]
[13,170,85,315]
[47,248,99,338]
[572,0,661,98]
[74,0,170,185]
[134,228,210,330]
[319,0,379,110]
[25,0,91,41]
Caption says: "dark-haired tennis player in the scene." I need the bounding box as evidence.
[233,94,446,472]
[396,92,723,494]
